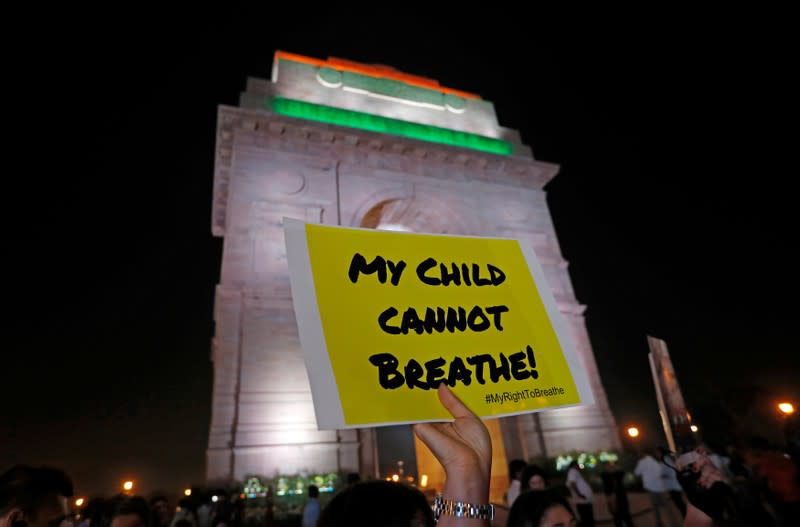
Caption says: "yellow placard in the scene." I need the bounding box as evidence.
[284,219,593,429]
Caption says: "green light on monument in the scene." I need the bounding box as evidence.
[270,97,512,156]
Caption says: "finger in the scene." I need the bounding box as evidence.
[413,422,455,461]
[437,383,477,420]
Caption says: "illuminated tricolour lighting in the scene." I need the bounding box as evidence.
[341,85,448,112]
[270,97,512,155]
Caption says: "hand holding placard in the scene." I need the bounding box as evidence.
[414,384,492,526]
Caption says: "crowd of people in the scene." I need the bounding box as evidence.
[504,440,800,526]
[0,468,261,527]
[3,385,799,527]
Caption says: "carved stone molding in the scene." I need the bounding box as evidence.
[212,106,559,235]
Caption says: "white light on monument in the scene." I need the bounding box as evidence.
[376,223,410,232]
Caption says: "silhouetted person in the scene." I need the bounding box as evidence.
[506,459,527,507]
[601,460,634,527]
[655,447,686,517]
[317,481,433,527]
[149,497,172,527]
[0,465,73,527]
[635,449,680,527]
[519,464,548,493]
[301,486,320,527]
[169,500,194,527]
[111,497,149,527]
[507,489,576,527]
[566,461,594,527]
[78,498,108,527]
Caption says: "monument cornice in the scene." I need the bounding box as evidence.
[212,106,559,236]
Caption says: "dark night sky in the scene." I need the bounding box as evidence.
[2,7,797,497]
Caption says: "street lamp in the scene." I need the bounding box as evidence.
[778,402,795,415]
[690,425,699,433]
[122,480,134,492]
[75,498,85,507]
[184,488,192,497]
[626,426,640,438]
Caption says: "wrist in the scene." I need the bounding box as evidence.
[433,494,494,523]
[442,468,490,504]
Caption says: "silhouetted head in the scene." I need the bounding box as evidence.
[507,490,575,527]
[110,497,149,527]
[0,465,73,527]
[520,465,548,491]
[148,496,171,527]
[307,486,319,499]
[509,460,527,482]
[317,481,433,527]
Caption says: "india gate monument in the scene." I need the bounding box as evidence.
[207,51,620,497]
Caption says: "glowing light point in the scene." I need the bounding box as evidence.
[778,402,795,415]
[690,425,699,432]
[626,426,640,438]
[123,481,134,492]
[391,474,399,482]
[75,498,85,507]
[184,488,192,496]
[376,223,410,232]
[420,474,428,488]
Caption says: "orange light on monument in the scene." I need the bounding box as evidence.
[778,402,795,415]
[122,480,134,492]
[626,426,640,438]
[420,474,428,488]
